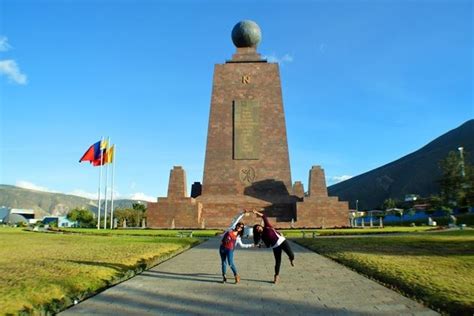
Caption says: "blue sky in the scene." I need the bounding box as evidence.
[0,0,472,202]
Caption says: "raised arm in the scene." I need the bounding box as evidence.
[252,209,272,227]
[227,209,249,231]
[236,236,254,249]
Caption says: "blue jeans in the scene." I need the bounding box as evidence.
[219,245,237,276]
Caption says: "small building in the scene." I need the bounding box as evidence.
[2,213,29,225]
[42,216,78,228]
[1,207,36,224]
[0,207,9,223]
[10,208,35,221]
[367,210,385,217]
[386,208,404,215]
[404,194,419,202]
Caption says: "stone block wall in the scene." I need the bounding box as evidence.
[297,197,350,228]
[147,197,201,228]
[308,166,328,197]
[292,181,304,200]
[167,166,187,199]
[147,166,202,228]
[295,166,349,228]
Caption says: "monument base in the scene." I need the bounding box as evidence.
[146,166,349,229]
[195,194,297,228]
[296,197,349,228]
[147,197,202,229]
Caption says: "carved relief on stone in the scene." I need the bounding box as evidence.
[233,100,260,160]
[239,166,256,184]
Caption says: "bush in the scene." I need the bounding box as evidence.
[67,209,95,228]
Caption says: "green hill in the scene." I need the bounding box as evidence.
[0,185,147,218]
[328,119,474,210]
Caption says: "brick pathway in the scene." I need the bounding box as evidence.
[61,237,438,315]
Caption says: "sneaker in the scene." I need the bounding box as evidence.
[273,275,280,284]
[290,259,295,267]
[235,275,241,284]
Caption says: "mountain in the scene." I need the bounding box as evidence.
[0,185,148,218]
[328,120,474,210]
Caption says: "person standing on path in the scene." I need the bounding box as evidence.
[219,210,254,284]
[252,209,295,284]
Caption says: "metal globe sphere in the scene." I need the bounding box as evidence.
[231,20,262,48]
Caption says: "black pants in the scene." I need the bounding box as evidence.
[272,240,295,276]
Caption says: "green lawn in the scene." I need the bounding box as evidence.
[294,230,474,315]
[63,226,433,238]
[280,226,434,238]
[60,227,222,237]
[0,228,199,315]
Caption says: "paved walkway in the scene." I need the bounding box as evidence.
[61,238,437,315]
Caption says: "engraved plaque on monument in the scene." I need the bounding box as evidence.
[233,100,260,160]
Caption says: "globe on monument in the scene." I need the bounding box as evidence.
[231,20,262,48]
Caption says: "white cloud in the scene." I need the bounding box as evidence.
[68,188,123,200]
[67,189,98,200]
[128,192,156,202]
[328,175,353,184]
[0,59,27,85]
[0,36,12,52]
[16,180,57,193]
[319,43,327,54]
[264,53,294,65]
[15,180,155,202]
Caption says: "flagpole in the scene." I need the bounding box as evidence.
[97,137,104,230]
[110,144,116,229]
[103,137,110,229]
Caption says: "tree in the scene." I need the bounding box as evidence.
[406,208,416,217]
[133,202,147,226]
[67,208,95,228]
[382,198,397,210]
[113,203,148,227]
[427,195,452,215]
[132,202,146,213]
[439,150,474,208]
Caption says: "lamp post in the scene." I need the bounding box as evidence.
[355,199,359,227]
[458,147,465,178]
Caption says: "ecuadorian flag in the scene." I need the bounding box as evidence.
[79,140,107,165]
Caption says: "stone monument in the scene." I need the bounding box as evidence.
[147,20,349,228]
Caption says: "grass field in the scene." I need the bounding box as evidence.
[294,230,474,315]
[60,227,222,237]
[0,228,199,315]
[61,226,435,239]
[280,226,435,238]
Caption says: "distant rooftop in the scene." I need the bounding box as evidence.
[10,208,35,215]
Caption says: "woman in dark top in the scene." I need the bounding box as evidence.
[252,209,295,284]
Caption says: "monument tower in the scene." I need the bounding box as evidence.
[195,20,297,227]
[147,21,349,228]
